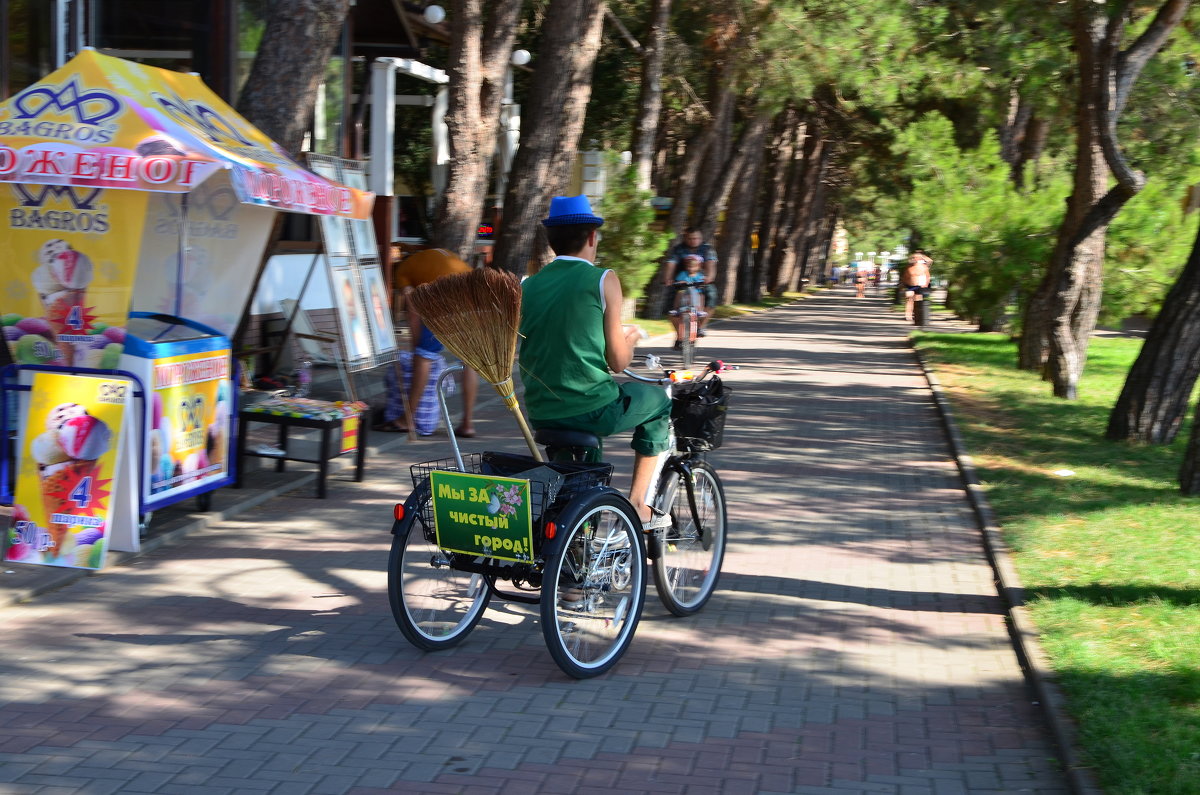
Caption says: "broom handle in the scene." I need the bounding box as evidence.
[507,403,544,462]
[492,377,544,462]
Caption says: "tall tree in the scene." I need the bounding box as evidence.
[492,0,607,275]
[769,122,825,295]
[697,108,766,239]
[1182,399,1200,494]
[714,111,770,305]
[1107,224,1200,444]
[433,0,525,262]
[665,59,737,238]
[630,0,672,193]
[748,109,800,302]
[235,0,351,155]
[232,0,350,352]
[1018,0,1190,399]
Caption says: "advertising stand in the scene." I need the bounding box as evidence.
[0,50,373,569]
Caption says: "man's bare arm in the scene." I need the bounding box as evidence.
[602,272,637,372]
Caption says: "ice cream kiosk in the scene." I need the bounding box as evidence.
[0,50,373,570]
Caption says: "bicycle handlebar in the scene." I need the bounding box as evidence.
[622,358,738,385]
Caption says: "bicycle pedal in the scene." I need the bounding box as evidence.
[641,510,672,532]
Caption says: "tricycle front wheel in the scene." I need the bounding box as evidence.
[652,460,726,616]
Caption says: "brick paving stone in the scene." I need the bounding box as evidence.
[0,290,1070,794]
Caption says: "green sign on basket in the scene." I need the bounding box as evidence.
[430,470,534,562]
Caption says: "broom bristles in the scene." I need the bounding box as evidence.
[410,266,542,461]
[408,267,522,391]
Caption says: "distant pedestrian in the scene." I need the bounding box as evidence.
[380,248,478,436]
[903,249,932,322]
[855,267,867,298]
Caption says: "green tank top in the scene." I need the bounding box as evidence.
[519,257,619,421]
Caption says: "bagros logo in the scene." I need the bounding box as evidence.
[13,79,121,124]
[151,91,261,152]
[13,184,103,211]
[8,183,110,234]
[153,184,240,239]
[0,78,120,143]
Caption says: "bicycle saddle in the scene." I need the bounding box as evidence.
[533,428,601,449]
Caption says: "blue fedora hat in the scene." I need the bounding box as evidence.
[542,194,604,227]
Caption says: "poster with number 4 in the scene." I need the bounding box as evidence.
[6,372,131,570]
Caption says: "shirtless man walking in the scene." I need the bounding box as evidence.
[903,249,932,322]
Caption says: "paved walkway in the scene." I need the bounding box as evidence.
[0,286,1067,794]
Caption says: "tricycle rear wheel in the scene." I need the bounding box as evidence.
[389,521,491,650]
[540,493,646,678]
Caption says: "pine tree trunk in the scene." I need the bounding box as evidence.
[548,4,607,181]
[748,112,799,303]
[699,110,768,249]
[766,120,813,293]
[773,132,826,295]
[630,0,670,194]
[491,0,606,276]
[664,129,710,239]
[998,88,1032,171]
[796,204,832,290]
[1107,228,1200,443]
[1019,0,1186,399]
[794,181,832,291]
[1014,116,1049,191]
[666,58,736,236]
[693,93,735,239]
[433,0,524,262]
[1018,9,1112,395]
[714,112,769,306]
[1181,402,1200,494]
[235,0,350,154]
[231,0,348,352]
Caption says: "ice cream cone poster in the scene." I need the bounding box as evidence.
[147,349,232,500]
[8,372,129,569]
[1,184,148,367]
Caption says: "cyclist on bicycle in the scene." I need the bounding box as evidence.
[669,254,707,350]
[518,195,672,530]
[661,227,717,336]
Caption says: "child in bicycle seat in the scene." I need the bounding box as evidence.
[518,195,673,530]
[668,255,707,349]
[675,255,708,301]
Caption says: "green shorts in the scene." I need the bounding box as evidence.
[532,381,671,457]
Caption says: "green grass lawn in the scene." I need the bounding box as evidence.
[914,332,1200,794]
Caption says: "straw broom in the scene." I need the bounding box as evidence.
[408,267,543,461]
